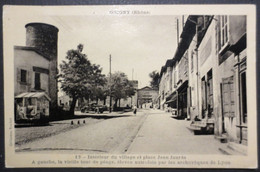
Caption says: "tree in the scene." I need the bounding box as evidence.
[149,70,160,89]
[58,44,105,115]
[89,64,106,103]
[109,72,135,109]
[89,78,107,104]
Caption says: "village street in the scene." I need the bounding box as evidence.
[15,109,225,154]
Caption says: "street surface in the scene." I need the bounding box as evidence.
[16,109,224,154]
[127,110,223,154]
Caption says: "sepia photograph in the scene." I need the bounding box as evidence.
[3,4,257,168]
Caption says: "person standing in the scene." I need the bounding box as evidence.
[133,105,137,115]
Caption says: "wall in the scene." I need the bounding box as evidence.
[229,16,246,45]
[26,23,59,111]
[165,66,173,98]
[178,52,188,84]
[214,16,247,142]
[215,53,236,138]
[14,48,50,96]
[188,36,199,120]
[138,88,159,107]
[159,72,166,109]
[197,19,218,122]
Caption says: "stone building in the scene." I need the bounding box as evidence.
[14,23,59,114]
[158,15,248,154]
[214,16,247,146]
[158,66,166,109]
[137,86,158,108]
[159,59,175,110]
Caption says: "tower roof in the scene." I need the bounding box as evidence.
[25,22,59,32]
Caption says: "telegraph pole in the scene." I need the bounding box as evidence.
[109,54,112,113]
[131,68,134,107]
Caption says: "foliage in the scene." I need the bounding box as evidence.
[58,44,105,115]
[149,70,160,89]
[108,71,136,108]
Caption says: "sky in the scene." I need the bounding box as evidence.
[4,6,179,89]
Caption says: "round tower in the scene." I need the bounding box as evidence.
[25,23,58,58]
[25,23,59,114]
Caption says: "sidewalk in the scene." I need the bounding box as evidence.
[126,110,225,154]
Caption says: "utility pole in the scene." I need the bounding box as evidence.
[109,54,112,113]
[131,68,134,107]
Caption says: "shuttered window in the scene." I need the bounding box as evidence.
[21,69,27,83]
[222,76,235,117]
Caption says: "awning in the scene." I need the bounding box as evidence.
[165,91,177,104]
[177,80,189,92]
[15,92,51,101]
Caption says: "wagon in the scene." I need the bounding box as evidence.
[15,92,51,124]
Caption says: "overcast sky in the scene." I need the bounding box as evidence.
[5,6,179,89]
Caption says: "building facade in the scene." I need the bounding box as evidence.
[158,15,247,151]
[137,86,158,108]
[14,23,59,115]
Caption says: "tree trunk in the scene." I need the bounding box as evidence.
[69,96,77,116]
[114,99,118,109]
[119,99,121,107]
[96,98,98,104]
[103,96,106,105]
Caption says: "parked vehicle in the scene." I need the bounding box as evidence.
[81,103,108,113]
[15,92,51,124]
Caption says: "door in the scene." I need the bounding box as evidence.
[240,70,247,144]
[221,76,235,133]
[201,77,207,119]
[207,73,214,118]
[220,83,226,133]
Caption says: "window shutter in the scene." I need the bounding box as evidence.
[229,76,235,117]
[222,78,230,117]
[201,80,206,110]
[222,76,235,117]
[17,68,21,83]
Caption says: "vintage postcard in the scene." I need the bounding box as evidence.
[3,5,257,168]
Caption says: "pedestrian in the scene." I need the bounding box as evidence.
[133,105,137,115]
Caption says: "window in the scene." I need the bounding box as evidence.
[35,73,41,90]
[21,69,27,83]
[219,15,229,51]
